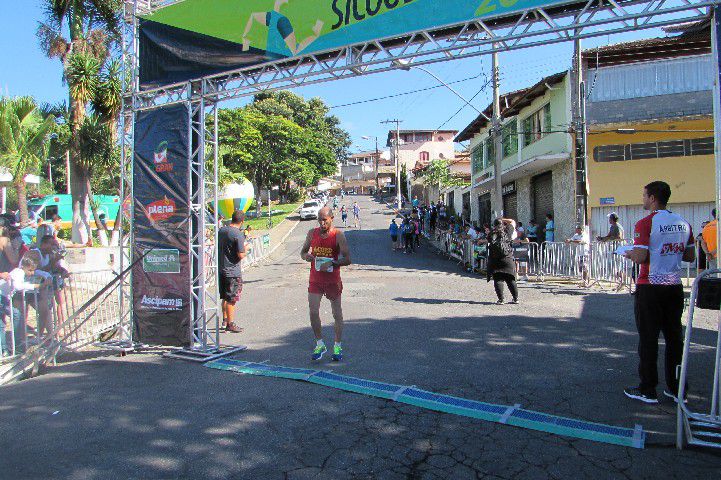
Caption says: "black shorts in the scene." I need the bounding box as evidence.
[391,235,398,242]
[219,276,243,304]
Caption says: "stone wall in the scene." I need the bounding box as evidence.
[551,158,576,242]
[516,177,532,226]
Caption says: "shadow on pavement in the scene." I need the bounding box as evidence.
[2,293,720,479]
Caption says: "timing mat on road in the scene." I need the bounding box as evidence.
[206,358,645,449]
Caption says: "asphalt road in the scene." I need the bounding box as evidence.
[1,194,720,479]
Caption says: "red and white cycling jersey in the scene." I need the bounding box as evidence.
[634,210,693,285]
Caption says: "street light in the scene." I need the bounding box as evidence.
[391,59,490,121]
[361,135,380,192]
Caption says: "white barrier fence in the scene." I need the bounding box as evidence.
[426,232,662,290]
[242,234,271,268]
[1,270,124,364]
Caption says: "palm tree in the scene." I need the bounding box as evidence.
[0,97,56,223]
[37,0,121,243]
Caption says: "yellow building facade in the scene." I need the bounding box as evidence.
[587,117,716,236]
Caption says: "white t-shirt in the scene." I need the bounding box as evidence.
[634,210,693,285]
[0,268,35,297]
[569,232,590,255]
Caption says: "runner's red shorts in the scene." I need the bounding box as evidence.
[308,282,343,300]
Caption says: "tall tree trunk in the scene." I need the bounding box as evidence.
[253,172,262,219]
[87,179,110,246]
[70,161,92,245]
[69,94,91,244]
[15,179,29,225]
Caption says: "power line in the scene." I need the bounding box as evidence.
[330,72,485,109]
[436,78,493,131]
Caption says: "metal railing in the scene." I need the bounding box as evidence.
[1,269,126,384]
[426,230,650,290]
[677,269,721,450]
[242,234,271,268]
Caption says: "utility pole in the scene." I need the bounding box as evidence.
[374,137,379,191]
[572,36,589,228]
[382,119,402,208]
[491,49,504,219]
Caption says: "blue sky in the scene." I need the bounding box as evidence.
[1,1,686,155]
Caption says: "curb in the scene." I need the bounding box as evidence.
[266,217,302,258]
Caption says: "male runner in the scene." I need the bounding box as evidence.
[624,181,695,404]
[352,201,361,229]
[300,207,352,361]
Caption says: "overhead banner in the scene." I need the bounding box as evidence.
[139,0,578,88]
[132,104,191,347]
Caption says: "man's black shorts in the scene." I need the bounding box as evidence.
[219,276,243,304]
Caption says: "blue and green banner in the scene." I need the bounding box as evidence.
[139,0,577,87]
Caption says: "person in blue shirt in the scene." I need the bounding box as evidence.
[389,219,399,250]
[412,196,419,208]
[544,214,555,242]
[19,224,36,246]
[242,0,324,58]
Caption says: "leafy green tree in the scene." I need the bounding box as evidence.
[418,158,469,189]
[251,92,348,177]
[0,97,56,222]
[37,0,121,243]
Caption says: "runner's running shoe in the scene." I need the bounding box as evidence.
[332,344,343,362]
[312,344,327,361]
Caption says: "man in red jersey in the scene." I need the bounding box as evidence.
[624,181,695,404]
[300,207,352,361]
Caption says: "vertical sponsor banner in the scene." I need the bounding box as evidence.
[132,104,191,346]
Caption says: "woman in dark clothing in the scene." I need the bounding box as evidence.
[486,219,518,304]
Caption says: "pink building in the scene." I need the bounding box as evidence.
[385,129,458,171]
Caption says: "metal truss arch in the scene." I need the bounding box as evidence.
[127,0,720,110]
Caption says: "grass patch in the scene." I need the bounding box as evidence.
[244,202,303,231]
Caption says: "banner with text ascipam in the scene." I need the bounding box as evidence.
[132,104,191,347]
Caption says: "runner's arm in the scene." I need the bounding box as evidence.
[334,231,352,267]
[300,230,315,262]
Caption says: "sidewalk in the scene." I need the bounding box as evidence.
[251,212,302,262]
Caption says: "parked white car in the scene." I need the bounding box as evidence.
[300,200,322,220]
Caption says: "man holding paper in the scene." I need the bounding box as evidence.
[623,181,695,404]
[301,207,352,362]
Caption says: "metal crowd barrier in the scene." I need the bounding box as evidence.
[425,232,648,290]
[1,268,126,384]
[242,234,271,268]
[677,269,721,450]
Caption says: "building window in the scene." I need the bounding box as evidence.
[502,121,518,157]
[415,132,432,143]
[471,146,483,175]
[485,137,495,169]
[522,104,551,147]
[419,151,430,162]
[593,137,715,162]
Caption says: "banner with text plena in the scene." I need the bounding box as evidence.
[132,104,191,347]
[139,0,578,88]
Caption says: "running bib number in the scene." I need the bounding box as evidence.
[315,257,334,272]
